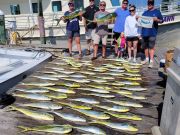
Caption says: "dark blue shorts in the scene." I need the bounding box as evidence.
[118,47,126,52]
[142,36,156,49]
[66,30,80,38]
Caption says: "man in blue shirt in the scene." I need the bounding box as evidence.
[141,0,163,68]
[62,2,82,59]
[113,0,129,56]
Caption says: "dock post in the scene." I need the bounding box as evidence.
[38,0,46,44]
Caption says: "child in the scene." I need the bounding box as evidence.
[117,33,126,58]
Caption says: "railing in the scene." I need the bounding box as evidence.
[4,1,180,37]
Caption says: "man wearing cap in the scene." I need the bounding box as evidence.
[113,0,129,57]
[141,0,163,68]
[91,1,109,60]
[83,0,99,55]
[62,2,82,59]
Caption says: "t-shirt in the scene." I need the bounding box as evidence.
[94,11,109,36]
[113,8,129,33]
[64,11,80,31]
[83,5,99,29]
[141,9,163,37]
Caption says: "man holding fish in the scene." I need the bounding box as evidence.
[91,1,110,60]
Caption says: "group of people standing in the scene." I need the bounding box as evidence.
[62,0,163,68]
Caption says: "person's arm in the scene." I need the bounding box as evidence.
[124,18,128,37]
[153,10,163,23]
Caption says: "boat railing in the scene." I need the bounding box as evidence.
[4,1,180,36]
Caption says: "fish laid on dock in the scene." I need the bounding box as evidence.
[69,98,100,104]
[90,120,138,132]
[73,126,106,135]
[20,82,55,87]
[18,102,62,110]
[42,87,75,94]
[58,101,92,110]
[18,125,72,134]
[15,88,49,93]
[52,111,87,123]
[95,105,130,113]
[9,106,54,121]
[12,93,51,101]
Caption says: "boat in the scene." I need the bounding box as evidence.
[0,48,52,96]
[0,0,179,41]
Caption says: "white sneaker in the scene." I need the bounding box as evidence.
[141,58,149,65]
[133,58,136,63]
[148,61,154,68]
[128,57,131,62]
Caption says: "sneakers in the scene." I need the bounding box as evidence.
[141,58,149,65]
[86,50,91,56]
[128,57,131,62]
[133,58,136,63]
[148,61,154,68]
[91,57,97,61]
[69,53,72,57]
[78,54,82,59]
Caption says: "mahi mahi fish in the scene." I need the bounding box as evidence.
[77,88,109,94]
[52,111,87,123]
[94,105,129,113]
[72,108,110,120]
[12,93,51,101]
[15,88,49,93]
[18,102,62,110]
[90,120,138,132]
[105,99,143,108]
[44,93,67,99]
[58,101,92,110]
[105,112,142,121]
[69,98,100,104]
[42,87,75,94]
[31,75,59,81]
[73,126,106,135]
[20,82,55,87]
[17,125,72,134]
[82,93,115,98]
[9,106,54,121]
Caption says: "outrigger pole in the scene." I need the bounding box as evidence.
[38,0,46,44]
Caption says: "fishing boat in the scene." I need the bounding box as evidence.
[0,48,52,96]
[0,0,179,41]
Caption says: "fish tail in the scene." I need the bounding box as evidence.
[17,126,31,133]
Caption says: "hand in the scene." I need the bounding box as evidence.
[78,11,83,16]
[153,17,159,22]
[136,15,140,20]
[60,16,65,21]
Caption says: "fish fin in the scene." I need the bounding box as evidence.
[17,126,30,133]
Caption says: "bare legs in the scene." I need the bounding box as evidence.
[68,36,82,58]
[127,40,138,62]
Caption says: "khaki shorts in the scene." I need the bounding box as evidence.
[93,33,108,45]
[85,29,96,40]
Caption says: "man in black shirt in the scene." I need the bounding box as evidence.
[83,0,99,55]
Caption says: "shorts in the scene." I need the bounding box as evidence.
[85,29,96,40]
[142,36,156,49]
[66,30,80,38]
[93,33,108,45]
[113,31,121,40]
[126,36,139,42]
[118,47,126,52]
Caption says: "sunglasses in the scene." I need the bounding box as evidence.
[123,2,128,5]
[68,3,74,7]
[148,2,154,5]
[100,4,106,7]
[89,0,94,2]
[129,9,135,12]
